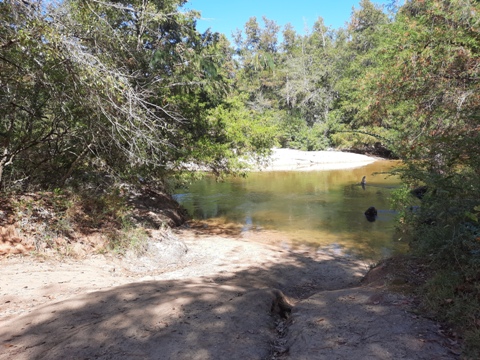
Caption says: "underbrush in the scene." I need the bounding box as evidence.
[391,184,480,358]
[415,224,480,359]
[0,183,186,257]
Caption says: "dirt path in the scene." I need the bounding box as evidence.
[0,226,458,359]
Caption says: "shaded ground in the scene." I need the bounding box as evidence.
[0,225,459,359]
[286,287,452,359]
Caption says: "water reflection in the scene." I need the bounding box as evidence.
[174,161,407,260]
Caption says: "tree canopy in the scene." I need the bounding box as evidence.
[0,0,276,190]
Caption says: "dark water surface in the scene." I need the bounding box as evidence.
[174,161,407,260]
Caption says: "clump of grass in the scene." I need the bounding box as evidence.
[106,219,149,255]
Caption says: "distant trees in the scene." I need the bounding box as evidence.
[232,15,281,111]
[3,0,408,189]
[229,0,392,152]
[330,0,390,150]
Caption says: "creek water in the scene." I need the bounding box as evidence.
[174,160,408,261]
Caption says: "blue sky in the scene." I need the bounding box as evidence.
[184,0,389,40]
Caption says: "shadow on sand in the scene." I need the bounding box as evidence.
[0,250,455,359]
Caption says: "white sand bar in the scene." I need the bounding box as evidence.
[258,148,377,171]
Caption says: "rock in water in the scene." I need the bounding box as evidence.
[364,206,377,222]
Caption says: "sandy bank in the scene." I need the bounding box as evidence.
[0,225,457,359]
[257,148,377,171]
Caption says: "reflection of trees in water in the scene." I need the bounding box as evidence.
[343,183,370,197]
[192,198,219,219]
[175,162,405,259]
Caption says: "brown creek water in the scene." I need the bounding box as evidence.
[174,160,408,261]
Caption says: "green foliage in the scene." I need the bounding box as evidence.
[360,0,480,253]
[359,0,480,160]
[332,0,390,141]
[0,0,274,191]
[352,2,480,354]
[278,17,338,127]
[277,115,330,151]
[389,183,418,223]
[390,177,480,357]
[180,94,278,176]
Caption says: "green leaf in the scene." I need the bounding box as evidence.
[465,212,478,223]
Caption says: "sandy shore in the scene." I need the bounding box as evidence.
[258,148,377,171]
[0,226,456,359]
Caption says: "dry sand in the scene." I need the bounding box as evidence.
[258,148,377,171]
